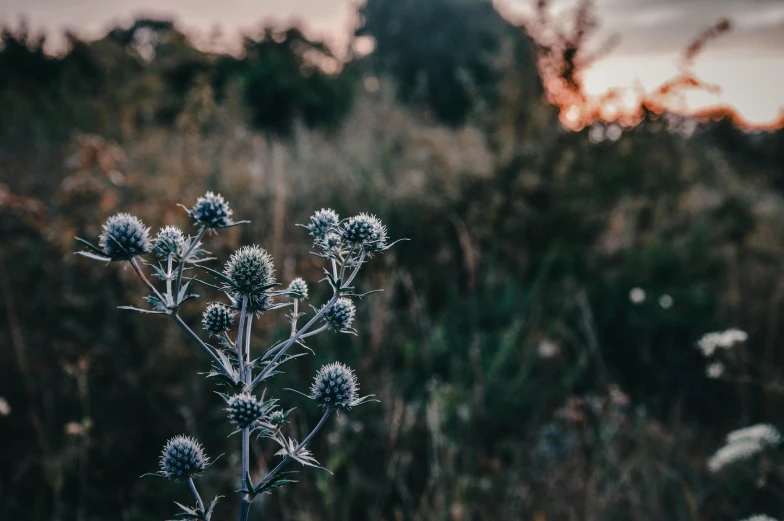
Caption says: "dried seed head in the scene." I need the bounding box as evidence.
[159,435,209,479]
[224,245,275,294]
[190,192,233,228]
[154,226,184,257]
[202,303,235,336]
[342,213,387,250]
[226,393,266,429]
[288,278,309,300]
[99,213,152,260]
[306,208,340,238]
[310,362,359,410]
[322,298,356,331]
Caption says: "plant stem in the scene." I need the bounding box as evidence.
[299,324,329,339]
[251,294,339,387]
[343,250,366,287]
[261,408,333,484]
[235,296,248,383]
[172,315,231,378]
[173,226,206,313]
[187,477,204,512]
[244,313,252,384]
[129,258,165,303]
[290,299,299,337]
[240,301,253,521]
[166,253,173,307]
[240,427,250,520]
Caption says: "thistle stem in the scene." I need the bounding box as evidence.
[299,324,329,339]
[171,315,231,378]
[187,477,204,512]
[166,253,173,307]
[261,408,333,484]
[173,226,206,313]
[240,427,250,518]
[128,258,165,303]
[244,314,252,383]
[235,296,248,383]
[290,299,299,337]
[251,294,339,387]
[343,250,366,287]
[240,301,253,521]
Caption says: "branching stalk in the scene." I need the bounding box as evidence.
[187,477,204,512]
[173,226,206,312]
[251,293,339,387]
[262,408,333,484]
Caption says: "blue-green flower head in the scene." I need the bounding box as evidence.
[306,208,339,238]
[267,409,288,427]
[154,226,184,257]
[341,213,387,251]
[310,362,359,410]
[322,297,355,331]
[99,213,152,260]
[190,191,234,229]
[159,435,209,479]
[226,393,266,429]
[288,277,308,300]
[202,303,235,336]
[224,245,275,294]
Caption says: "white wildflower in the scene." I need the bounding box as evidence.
[658,294,674,309]
[537,339,560,358]
[708,423,781,472]
[706,362,725,379]
[629,287,646,304]
[697,328,748,357]
[726,423,782,446]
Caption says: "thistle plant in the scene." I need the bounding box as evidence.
[76,196,403,521]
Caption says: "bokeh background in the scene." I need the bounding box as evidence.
[2,0,784,520]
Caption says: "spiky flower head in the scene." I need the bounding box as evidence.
[224,245,275,294]
[306,208,340,238]
[316,232,342,251]
[98,213,152,260]
[190,191,233,228]
[159,435,209,479]
[226,393,266,429]
[202,303,235,336]
[267,409,288,427]
[342,213,387,250]
[322,298,356,331]
[154,226,184,257]
[310,362,359,410]
[288,278,309,299]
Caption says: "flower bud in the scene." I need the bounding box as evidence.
[267,409,287,427]
[226,393,266,429]
[288,278,308,300]
[224,245,275,294]
[190,192,233,228]
[159,435,209,479]
[310,362,359,410]
[322,298,355,331]
[202,303,235,336]
[306,208,339,238]
[154,226,184,257]
[99,213,152,260]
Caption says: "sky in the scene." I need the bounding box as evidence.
[1,0,783,126]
